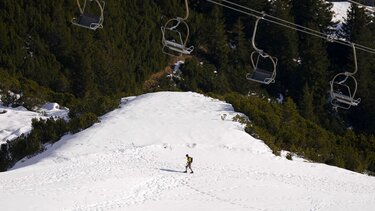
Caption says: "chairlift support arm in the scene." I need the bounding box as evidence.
[251,17,263,53]
[76,0,87,14]
[182,0,190,21]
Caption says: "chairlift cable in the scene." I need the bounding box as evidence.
[347,0,365,6]
[209,0,375,54]
[219,0,345,43]
[347,0,375,13]
[347,0,374,8]
[206,0,375,54]
[220,0,331,37]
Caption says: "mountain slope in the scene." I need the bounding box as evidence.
[0,92,374,211]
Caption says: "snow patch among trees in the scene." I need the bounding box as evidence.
[0,103,69,144]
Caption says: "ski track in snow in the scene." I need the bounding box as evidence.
[1,92,375,211]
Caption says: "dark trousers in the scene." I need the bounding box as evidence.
[185,162,193,172]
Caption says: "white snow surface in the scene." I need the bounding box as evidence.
[0,103,69,144]
[1,92,375,211]
[331,2,351,24]
[330,1,375,26]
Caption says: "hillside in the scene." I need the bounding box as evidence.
[1,92,374,211]
[2,0,375,173]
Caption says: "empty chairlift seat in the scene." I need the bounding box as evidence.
[246,17,278,85]
[71,0,105,30]
[73,14,101,29]
[161,0,194,57]
[161,21,194,56]
[248,67,275,83]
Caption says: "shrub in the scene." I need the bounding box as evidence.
[286,153,293,160]
[69,113,98,133]
[224,92,375,174]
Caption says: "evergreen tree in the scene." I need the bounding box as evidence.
[266,0,299,97]
[231,18,249,65]
[291,0,333,114]
[300,83,315,121]
[341,4,375,133]
[227,18,250,94]
[206,6,230,70]
[292,0,333,31]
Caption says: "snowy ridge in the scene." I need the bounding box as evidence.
[0,92,375,211]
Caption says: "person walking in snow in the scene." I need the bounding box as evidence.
[184,154,193,173]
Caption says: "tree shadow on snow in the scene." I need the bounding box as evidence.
[160,168,186,173]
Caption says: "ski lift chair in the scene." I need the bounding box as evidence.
[330,73,361,109]
[246,17,278,84]
[161,18,194,57]
[72,0,105,30]
[161,0,193,57]
[329,43,361,110]
[246,51,278,84]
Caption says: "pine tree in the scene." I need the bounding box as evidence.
[291,0,333,113]
[207,6,230,70]
[266,0,299,97]
[292,0,333,31]
[231,18,249,65]
[341,4,375,133]
[300,83,315,121]
[227,18,250,94]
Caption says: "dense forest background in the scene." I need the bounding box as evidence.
[0,0,375,173]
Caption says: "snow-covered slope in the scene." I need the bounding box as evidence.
[0,103,69,145]
[0,92,375,211]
